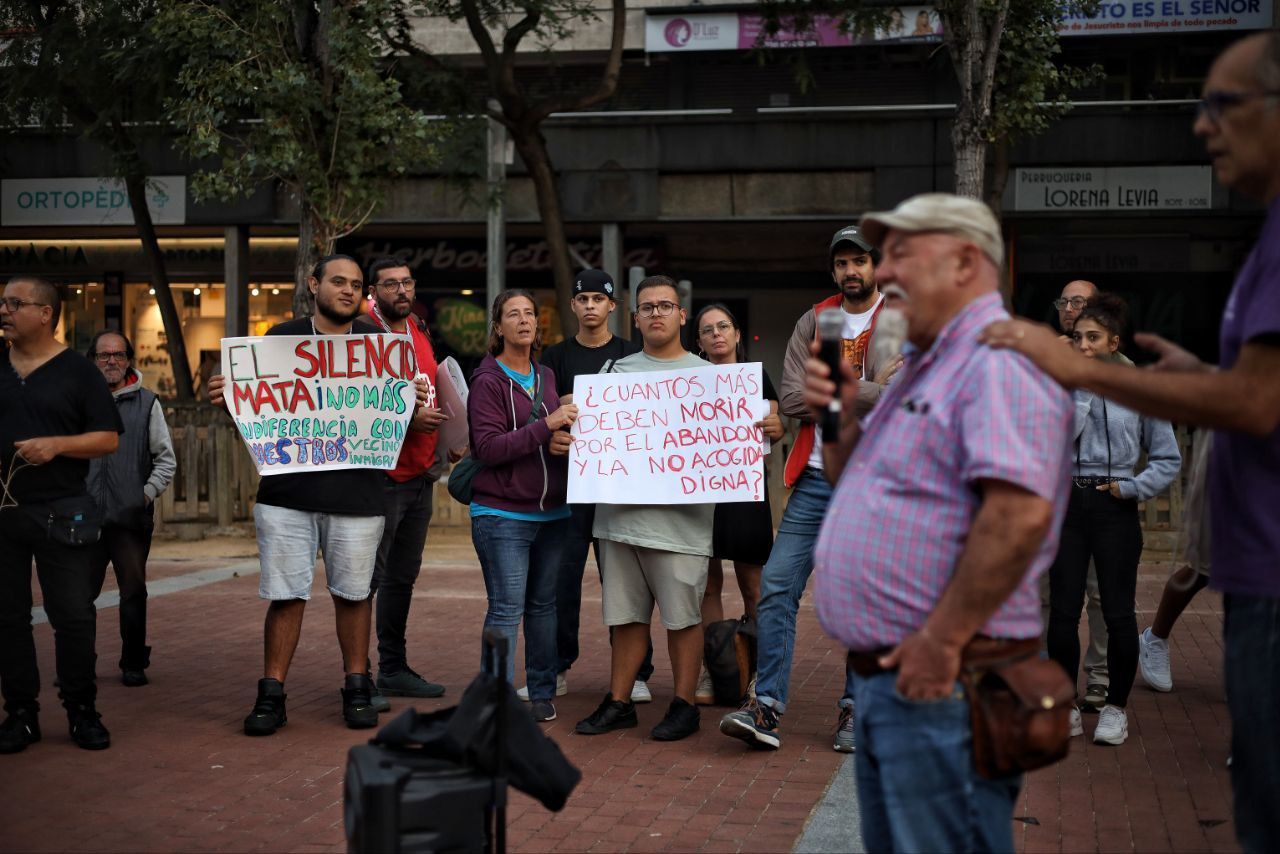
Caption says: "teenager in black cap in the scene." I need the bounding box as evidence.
[520,270,649,701]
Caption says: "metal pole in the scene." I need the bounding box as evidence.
[601,223,622,335]
[486,102,508,311]
[626,265,645,341]
[224,225,249,338]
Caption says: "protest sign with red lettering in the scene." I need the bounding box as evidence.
[220,334,417,476]
[567,362,767,504]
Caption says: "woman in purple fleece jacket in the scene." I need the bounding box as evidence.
[467,289,577,723]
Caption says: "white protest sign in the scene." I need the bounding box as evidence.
[221,334,417,476]
[567,362,767,504]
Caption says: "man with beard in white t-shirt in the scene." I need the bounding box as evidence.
[720,226,902,753]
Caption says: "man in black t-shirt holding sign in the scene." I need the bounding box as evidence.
[537,270,650,702]
[211,255,389,736]
[0,277,122,754]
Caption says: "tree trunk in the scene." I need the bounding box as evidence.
[511,125,577,338]
[951,119,987,200]
[293,211,319,318]
[123,173,194,400]
[987,136,1011,215]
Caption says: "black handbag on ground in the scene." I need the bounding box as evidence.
[447,369,545,506]
[23,494,103,547]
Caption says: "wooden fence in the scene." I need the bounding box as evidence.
[157,406,1204,543]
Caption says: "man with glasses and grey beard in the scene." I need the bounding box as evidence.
[85,330,176,690]
[0,277,121,753]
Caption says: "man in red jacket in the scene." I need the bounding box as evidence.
[720,226,901,753]
[363,257,454,705]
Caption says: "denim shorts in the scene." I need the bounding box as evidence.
[254,503,384,601]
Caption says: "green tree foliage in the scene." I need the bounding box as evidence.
[152,0,449,315]
[754,0,1100,204]
[387,0,626,335]
[0,0,195,398]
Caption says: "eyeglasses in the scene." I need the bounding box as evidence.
[636,301,678,318]
[1197,90,1280,124]
[376,278,416,292]
[0,298,48,312]
[93,351,129,364]
[1052,297,1088,310]
[698,320,733,337]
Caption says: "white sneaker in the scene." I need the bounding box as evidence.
[630,680,652,703]
[1093,705,1129,745]
[1138,627,1173,692]
[1069,706,1083,737]
[695,668,715,705]
[516,672,568,702]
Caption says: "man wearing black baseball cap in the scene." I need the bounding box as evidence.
[526,270,646,702]
[720,225,902,753]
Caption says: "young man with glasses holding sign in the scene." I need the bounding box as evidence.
[84,331,176,690]
[574,275,711,742]
[362,257,452,706]
[0,277,122,753]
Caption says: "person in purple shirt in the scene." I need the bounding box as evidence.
[467,289,576,725]
[983,32,1280,853]
[804,193,1073,852]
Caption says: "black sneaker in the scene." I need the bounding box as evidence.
[651,698,699,741]
[575,693,637,735]
[342,673,379,729]
[719,698,781,750]
[0,708,41,754]
[531,700,557,722]
[243,678,287,736]
[369,679,391,714]
[377,668,446,699]
[67,703,110,750]
[121,669,148,688]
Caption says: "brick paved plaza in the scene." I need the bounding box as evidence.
[0,530,1238,853]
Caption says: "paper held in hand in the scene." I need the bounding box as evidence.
[435,356,470,456]
[567,362,769,505]
[220,333,416,476]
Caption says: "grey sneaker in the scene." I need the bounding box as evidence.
[1138,627,1173,692]
[719,698,781,750]
[531,700,557,722]
[833,706,856,753]
[377,668,446,699]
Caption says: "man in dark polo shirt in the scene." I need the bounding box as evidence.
[211,255,387,735]
[0,276,122,754]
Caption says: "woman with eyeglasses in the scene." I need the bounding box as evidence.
[467,289,577,724]
[692,303,784,704]
[1047,292,1181,747]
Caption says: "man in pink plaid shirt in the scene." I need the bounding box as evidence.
[803,193,1072,852]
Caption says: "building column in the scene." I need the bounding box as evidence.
[224,225,249,339]
[601,222,622,335]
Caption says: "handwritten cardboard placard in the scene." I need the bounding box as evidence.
[221,334,417,476]
[568,362,767,505]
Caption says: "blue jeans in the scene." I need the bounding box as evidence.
[755,469,854,714]
[853,671,1021,853]
[554,503,654,680]
[471,515,566,701]
[1224,593,1280,853]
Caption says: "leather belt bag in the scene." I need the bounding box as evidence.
[848,635,1074,780]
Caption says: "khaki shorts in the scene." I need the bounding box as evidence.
[599,539,708,630]
[1179,432,1212,577]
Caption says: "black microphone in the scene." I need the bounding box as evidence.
[816,308,845,443]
